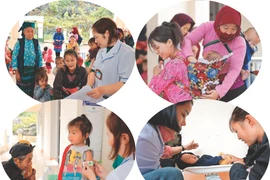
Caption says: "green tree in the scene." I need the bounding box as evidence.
[13,112,37,135]
[25,0,114,42]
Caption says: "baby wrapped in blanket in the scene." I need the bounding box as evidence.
[185,51,233,98]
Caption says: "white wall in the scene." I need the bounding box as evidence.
[181,100,248,158]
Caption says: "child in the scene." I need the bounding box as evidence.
[44,48,54,74]
[53,49,88,99]
[42,46,48,62]
[148,21,192,103]
[5,36,12,72]
[75,46,84,67]
[53,26,64,57]
[52,56,64,75]
[58,114,94,180]
[175,152,233,170]
[85,37,100,70]
[33,71,53,102]
[82,112,135,180]
[66,35,79,51]
[240,27,261,80]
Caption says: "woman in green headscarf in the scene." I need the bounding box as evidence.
[11,21,43,97]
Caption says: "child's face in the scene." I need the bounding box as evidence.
[106,126,114,147]
[70,37,77,45]
[64,54,77,72]
[181,154,198,164]
[23,27,35,40]
[151,40,173,60]
[142,62,147,72]
[230,117,258,147]
[180,23,191,37]
[56,59,64,69]
[245,30,260,48]
[203,51,223,61]
[90,42,98,49]
[68,126,84,145]
[38,78,47,87]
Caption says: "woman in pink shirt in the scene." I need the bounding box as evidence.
[148,21,192,103]
[182,5,246,102]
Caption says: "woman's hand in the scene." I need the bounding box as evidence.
[87,87,104,99]
[15,71,21,82]
[94,162,108,179]
[184,140,199,150]
[153,65,162,76]
[82,164,97,180]
[201,90,219,100]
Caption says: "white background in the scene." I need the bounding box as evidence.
[0,0,269,179]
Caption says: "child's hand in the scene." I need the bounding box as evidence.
[153,65,162,76]
[15,71,21,82]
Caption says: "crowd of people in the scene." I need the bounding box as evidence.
[5,18,135,103]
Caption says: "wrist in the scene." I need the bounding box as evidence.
[181,145,185,151]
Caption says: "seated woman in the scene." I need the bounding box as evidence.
[176,152,233,169]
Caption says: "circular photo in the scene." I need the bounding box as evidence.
[135,1,262,103]
[0,99,135,180]
[5,0,135,103]
[135,100,269,180]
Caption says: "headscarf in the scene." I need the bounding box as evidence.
[71,26,79,35]
[56,26,62,33]
[18,22,35,37]
[170,13,195,32]
[214,5,241,43]
[9,140,35,158]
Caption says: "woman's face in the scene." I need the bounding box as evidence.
[151,40,173,60]
[106,126,114,147]
[92,30,108,48]
[219,24,238,35]
[64,54,77,72]
[181,154,198,164]
[176,101,192,130]
[230,117,258,147]
[180,23,191,36]
[23,27,35,40]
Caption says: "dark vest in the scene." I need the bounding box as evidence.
[18,38,39,74]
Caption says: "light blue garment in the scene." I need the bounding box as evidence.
[92,40,135,97]
[106,155,134,180]
[136,123,165,175]
[11,39,43,70]
[143,167,184,180]
[33,84,53,102]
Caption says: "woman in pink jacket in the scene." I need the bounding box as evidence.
[182,5,246,102]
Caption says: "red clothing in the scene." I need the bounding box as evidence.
[78,56,83,67]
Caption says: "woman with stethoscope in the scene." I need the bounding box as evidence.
[87,18,135,100]
[82,112,135,180]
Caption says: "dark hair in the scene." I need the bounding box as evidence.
[64,49,78,61]
[142,59,147,65]
[148,100,193,132]
[106,112,135,160]
[176,152,197,169]
[229,106,250,132]
[117,28,124,41]
[55,56,63,63]
[44,46,48,51]
[88,37,96,44]
[35,71,48,84]
[68,114,93,146]
[92,18,118,46]
[148,21,183,51]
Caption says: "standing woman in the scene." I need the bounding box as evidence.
[182,6,246,102]
[229,107,270,180]
[170,13,201,60]
[11,22,43,98]
[82,112,135,180]
[136,100,199,180]
[87,18,134,99]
